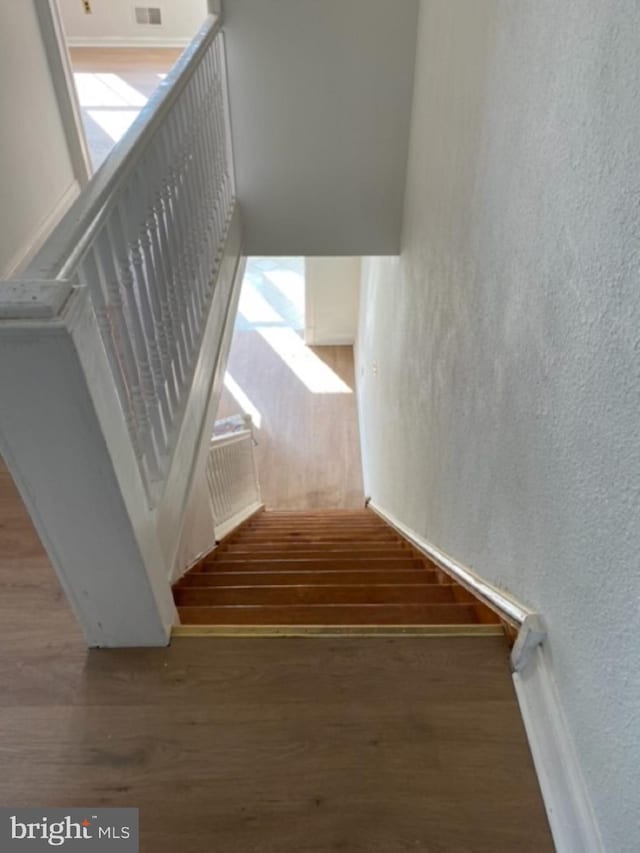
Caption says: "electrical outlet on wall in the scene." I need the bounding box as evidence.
[82,0,92,13]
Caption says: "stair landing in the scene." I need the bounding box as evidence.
[172,510,503,636]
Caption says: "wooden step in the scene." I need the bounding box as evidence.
[247,518,383,526]
[225,536,403,547]
[177,602,480,625]
[173,510,501,630]
[210,550,414,562]
[178,568,441,586]
[231,530,399,541]
[199,557,431,572]
[259,510,372,517]
[218,542,410,554]
[174,583,457,607]
[241,521,384,533]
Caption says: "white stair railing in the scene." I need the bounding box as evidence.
[24,15,235,499]
[0,14,243,646]
[206,418,262,540]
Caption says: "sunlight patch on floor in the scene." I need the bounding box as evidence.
[258,327,352,395]
[86,109,140,143]
[73,73,148,108]
[262,268,305,318]
[223,373,263,429]
[238,280,284,326]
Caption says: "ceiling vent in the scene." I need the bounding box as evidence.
[134,6,162,26]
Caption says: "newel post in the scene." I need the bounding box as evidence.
[0,281,176,646]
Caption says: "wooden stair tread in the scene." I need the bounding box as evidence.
[218,547,411,559]
[175,583,458,606]
[178,569,442,586]
[177,602,481,625]
[229,532,401,540]
[173,509,501,629]
[198,558,432,574]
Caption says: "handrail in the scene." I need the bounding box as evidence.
[24,14,222,282]
[12,12,237,497]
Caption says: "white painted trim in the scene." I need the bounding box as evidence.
[65,36,191,48]
[0,280,73,320]
[34,0,92,185]
[214,500,264,542]
[0,286,175,647]
[304,332,356,346]
[514,645,604,852]
[2,180,80,278]
[368,500,602,852]
[368,500,532,625]
[157,207,242,572]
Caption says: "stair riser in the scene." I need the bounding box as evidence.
[219,543,410,553]
[178,570,441,586]
[173,511,501,628]
[199,558,431,572]
[177,603,479,625]
[175,584,457,607]
[219,536,408,551]
[211,552,414,562]
[225,530,402,543]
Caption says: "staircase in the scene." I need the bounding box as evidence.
[173,510,502,634]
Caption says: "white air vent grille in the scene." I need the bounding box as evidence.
[135,6,162,26]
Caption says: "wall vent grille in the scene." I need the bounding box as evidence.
[134,6,162,26]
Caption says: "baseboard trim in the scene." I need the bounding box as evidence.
[368,501,532,627]
[368,499,603,852]
[66,36,191,49]
[514,645,604,852]
[303,333,356,346]
[172,624,504,638]
[3,181,80,278]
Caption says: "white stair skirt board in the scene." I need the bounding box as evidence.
[214,500,264,544]
[514,646,604,853]
[368,500,603,853]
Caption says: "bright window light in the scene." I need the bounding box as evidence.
[258,327,352,394]
[223,373,263,428]
[262,268,305,319]
[237,280,285,325]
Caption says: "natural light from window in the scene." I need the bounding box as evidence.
[223,373,263,429]
[73,72,149,143]
[258,327,352,395]
[236,260,353,395]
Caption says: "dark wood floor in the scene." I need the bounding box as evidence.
[0,461,552,851]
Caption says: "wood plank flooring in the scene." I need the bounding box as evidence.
[0,461,552,850]
[216,331,364,509]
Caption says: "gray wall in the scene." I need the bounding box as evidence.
[356,2,640,849]
[223,0,419,256]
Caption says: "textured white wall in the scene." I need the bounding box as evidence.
[223,0,419,256]
[305,258,360,345]
[0,1,79,277]
[357,2,640,848]
[58,0,207,46]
